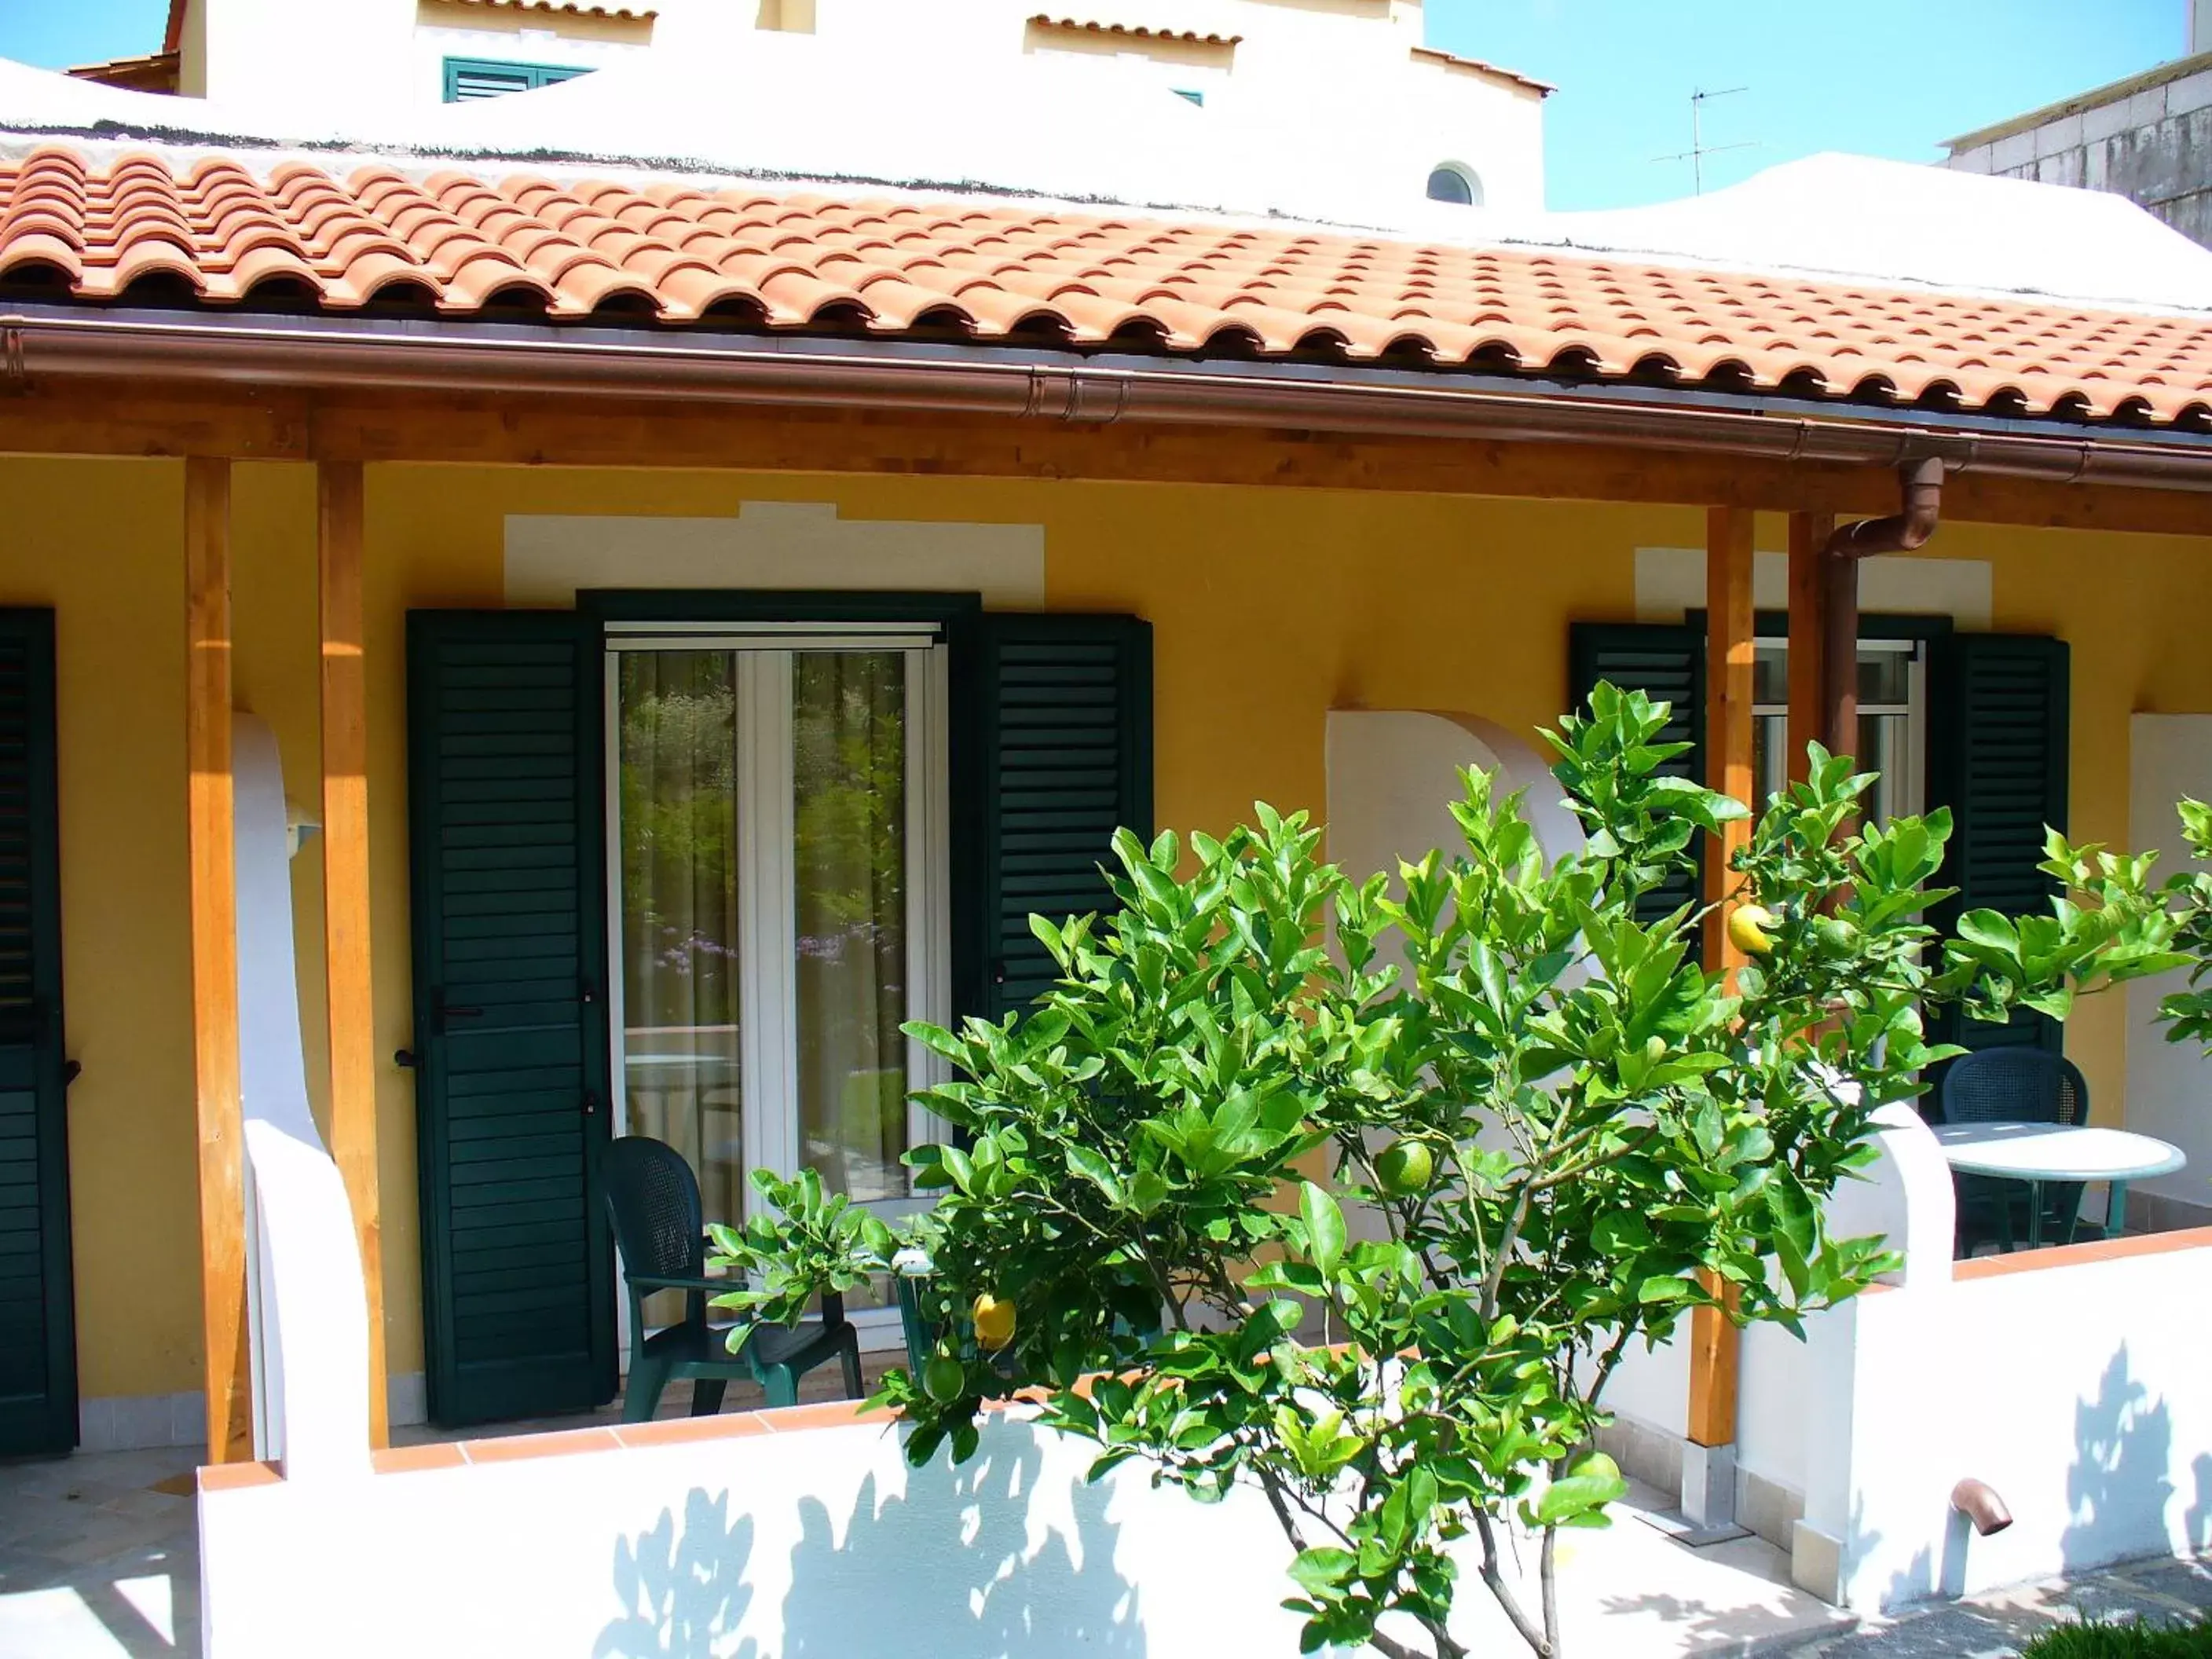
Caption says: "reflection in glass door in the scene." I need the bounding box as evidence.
[610,629,947,1337]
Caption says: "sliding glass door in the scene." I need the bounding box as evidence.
[610,628,948,1330]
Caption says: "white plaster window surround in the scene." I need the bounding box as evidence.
[503,502,1046,607]
[1632,547,1992,628]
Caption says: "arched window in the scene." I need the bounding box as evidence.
[1426,163,1482,207]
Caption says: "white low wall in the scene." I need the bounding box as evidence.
[199,1407,1397,1657]
[1600,1099,2212,1613]
[1799,1232,2212,1609]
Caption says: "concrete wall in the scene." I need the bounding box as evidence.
[1603,1107,2212,1613]
[1944,52,2212,249]
[1801,1229,2212,1610]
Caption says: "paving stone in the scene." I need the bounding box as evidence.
[1800,1607,2023,1657]
[2129,1558,2212,1612]
[2050,1576,2196,1628]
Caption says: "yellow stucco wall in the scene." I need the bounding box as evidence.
[0,455,2201,1408]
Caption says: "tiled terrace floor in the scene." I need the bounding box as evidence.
[0,1361,896,1659]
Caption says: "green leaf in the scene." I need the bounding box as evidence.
[1536,1471,1628,1526]
[1287,1547,1358,1596]
[1066,1144,1125,1207]
[1300,1181,1346,1278]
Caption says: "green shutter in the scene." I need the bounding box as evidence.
[406,611,615,1425]
[0,610,72,1456]
[973,613,1152,1021]
[1926,632,2071,1064]
[1568,621,1705,925]
[443,57,593,101]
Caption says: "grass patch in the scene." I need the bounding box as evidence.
[2020,1621,2212,1657]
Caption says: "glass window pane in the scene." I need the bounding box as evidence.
[1858,647,1913,707]
[1859,712,1909,826]
[618,651,744,1324]
[1752,712,1787,808]
[792,652,910,1210]
[1752,646,1788,706]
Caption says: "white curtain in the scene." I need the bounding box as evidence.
[791,651,909,1204]
[617,650,745,1247]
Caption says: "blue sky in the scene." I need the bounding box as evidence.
[0,0,2191,211]
[1434,0,2189,208]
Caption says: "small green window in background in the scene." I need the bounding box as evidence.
[1172,88,1204,106]
[442,57,594,103]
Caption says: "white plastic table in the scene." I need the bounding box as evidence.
[1931,1121,2186,1249]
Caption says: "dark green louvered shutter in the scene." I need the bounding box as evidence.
[974,614,1152,1021]
[1568,622,1705,925]
[406,611,615,1426]
[1925,633,2071,1066]
[441,57,592,101]
[0,611,72,1456]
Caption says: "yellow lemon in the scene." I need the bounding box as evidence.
[1727,903,1778,958]
[1374,1138,1435,1196]
[971,1291,1016,1352]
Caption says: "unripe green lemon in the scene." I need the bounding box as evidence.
[1375,1138,1435,1196]
[971,1291,1016,1352]
[922,1353,966,1404]
[1569,1450,1622,1484]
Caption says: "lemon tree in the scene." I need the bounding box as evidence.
[716,685,2157,1659]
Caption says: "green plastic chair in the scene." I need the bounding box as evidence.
[1941,1047,2094,1255]
[602,1136,863,1419]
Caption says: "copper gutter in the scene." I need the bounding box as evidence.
[6,306,2212,493]
[1822,457,1946,753]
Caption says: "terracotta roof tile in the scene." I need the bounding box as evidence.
[1027,15,1241,47]
[3,144,2210,427]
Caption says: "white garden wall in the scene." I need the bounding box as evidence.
[1599,1101,2212,1613]
[1798,1232,2212,1610]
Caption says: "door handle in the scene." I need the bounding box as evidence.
[430,989,484,1034]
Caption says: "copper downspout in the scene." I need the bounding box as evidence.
[1821,456,1946,756]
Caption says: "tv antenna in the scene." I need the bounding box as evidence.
[1652,85,1756,195]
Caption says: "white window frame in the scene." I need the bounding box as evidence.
[1751,634,1926,820]
[604,621,953,1352]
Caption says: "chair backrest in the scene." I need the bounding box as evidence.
[1941,1046,2071,1126]
[602,1135,705,1285]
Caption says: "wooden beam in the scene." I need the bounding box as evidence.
[1689,504,1756,1451]
[318,460,388,1449]
[186,456,252,1465]
[1786,512,1834,786]
[1,383,2207,537]
[0,384,308,461]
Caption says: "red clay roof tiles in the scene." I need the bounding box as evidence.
[1027,16,1243,47]
[1,144,2209,429]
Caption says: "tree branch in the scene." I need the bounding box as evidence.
[1472,1509,1551,1655]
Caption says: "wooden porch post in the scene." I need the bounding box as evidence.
[1688,505,1755,1450]
[320,460,389,1448]
[1786,512,1835,786]
[186,456,252,1464]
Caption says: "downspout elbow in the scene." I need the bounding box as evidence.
[1826,456,1947,562]
[1950,1478,2013,1536]
[1815,456,1946,758]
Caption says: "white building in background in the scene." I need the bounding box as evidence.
[1940,1,2212,250]
[71,0,1551,221]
